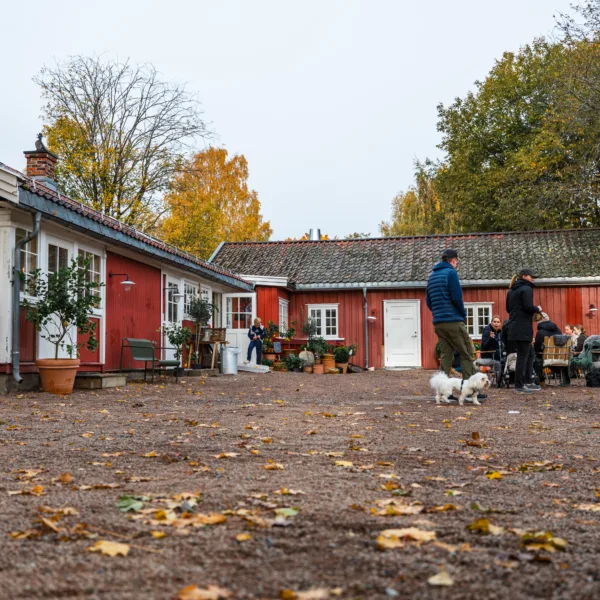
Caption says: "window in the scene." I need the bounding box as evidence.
[308,304,339,339]
[279,299,289,334]
[48,243,69,275]
[167,283,180,323]
[226,296,253,329]
[465,303,493,337]
[201,287,213,325]
[184,281,199,317]
[15,228,38,295]
[77,249,102,298]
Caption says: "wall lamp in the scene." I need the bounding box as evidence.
[109,272,136,292]
[164,285,185,301]
[587,304,598,319]
[367,308,377,321]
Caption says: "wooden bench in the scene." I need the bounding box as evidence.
[119,338,181,382]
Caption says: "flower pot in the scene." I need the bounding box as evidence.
[303,365,313,374]
[312,364,325,374]
[36,358,80,395]
[292,367,302,373]
[264,353,277,362]
[336,362,348,374]
[322,355,335,371]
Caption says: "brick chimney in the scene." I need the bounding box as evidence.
[24,134,58,191]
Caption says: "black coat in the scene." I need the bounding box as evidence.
[575,333,587,354]
[534,320,561,356]
[506,279,541,342]
[481,324,502,360]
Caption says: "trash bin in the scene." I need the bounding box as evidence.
[222,346,241,375]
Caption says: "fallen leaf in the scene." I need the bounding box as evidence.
[59,473,73,484]
[87,540,130,557]
[236,533,252,542]
[262,463,284,470]
[214,453,240,459]
[486,471,503,480]
[428,570,454,586]
[334,460,353,468]
[176,585,232,600]
[467,518,504,536]
[150,531,166,539]
[376,527,436,550]
[141,451,158,458]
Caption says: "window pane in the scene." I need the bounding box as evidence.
[48,245,57,273]
[466,307,474,335]
[231,297,239,312]
[59,248,68,269]
[240,297,253,313]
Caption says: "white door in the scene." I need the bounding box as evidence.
[164,276,182,362]
[38,235,74,359]
[223,293,256,365]
[384,300,421,367]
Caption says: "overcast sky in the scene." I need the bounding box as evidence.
[1,0,574,240]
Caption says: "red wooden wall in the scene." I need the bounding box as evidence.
[264,285,600,370]
[19,311,36,363]
[79,318,101,367]
[256,287,290,326]
[105,252,162,370]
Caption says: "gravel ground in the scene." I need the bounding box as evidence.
[1,369,600,600]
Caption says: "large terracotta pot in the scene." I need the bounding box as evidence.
[322,354,335,371]
[264,353,277,362]
[303,365,313,374]
[313,364,325,374]
[336,362,348,374]
[36,358,80,395]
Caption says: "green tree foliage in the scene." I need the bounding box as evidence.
[382,3,600,235]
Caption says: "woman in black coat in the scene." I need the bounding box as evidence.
[481,315,503,361]
[506,269,542,393]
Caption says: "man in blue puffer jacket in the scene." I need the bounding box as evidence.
[426,249,477,382]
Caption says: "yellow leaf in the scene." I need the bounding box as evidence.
[486,471,502,480]
[59,473,73,484]
[142,451,158,458]
[428,571,454,586]
[87,540,130,557]
[175,585,232,600]
[150,531,166,539]
[236,533,252,542]
[262,463,284,470]
[377,527,435,550]
[214,452,240,459]
[334,460,353,468]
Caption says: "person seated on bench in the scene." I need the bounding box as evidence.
[534,312,561,383]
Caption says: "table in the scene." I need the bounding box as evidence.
[186,340,229,370]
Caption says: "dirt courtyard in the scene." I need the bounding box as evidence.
[1,369,600,600]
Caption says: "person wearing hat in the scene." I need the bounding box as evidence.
[426,249,487,400]
[506,269,543,393]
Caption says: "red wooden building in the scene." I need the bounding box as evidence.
[210,231,600,369]
[0,142,253,391]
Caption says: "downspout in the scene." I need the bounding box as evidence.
[12,211,41,383]
[363,287,369,370]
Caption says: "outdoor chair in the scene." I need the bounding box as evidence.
[542,336,572,386]
[119,338,181,382]
[475,349,502,387]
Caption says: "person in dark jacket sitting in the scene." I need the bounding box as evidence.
[573,325,587,354]
[506,269,542,394]
[481,315,503,361]
[533,313,561,382]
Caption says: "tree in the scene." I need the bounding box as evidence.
[284,232,330,241]
[160,147,272,259]
[380,161,455,236]
[37,56,210,232]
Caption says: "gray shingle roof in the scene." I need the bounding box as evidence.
[211,230,600,287]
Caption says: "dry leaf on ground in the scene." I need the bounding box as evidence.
[428,571,454,586]
[87,540,130,557]
[176,585,232,600]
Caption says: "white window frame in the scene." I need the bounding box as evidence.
[184,281,199,319]
[307,303,339,340]
[15,227,38,301]
[465,302,493,338]
[201,285,213,326]
[278,298,289,334]
[75,241,105,318]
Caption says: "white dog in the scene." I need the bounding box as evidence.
[429,372,490,406]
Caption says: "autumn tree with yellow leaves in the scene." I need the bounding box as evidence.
[160,148,272,259]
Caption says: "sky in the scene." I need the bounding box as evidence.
[1,0,574,240]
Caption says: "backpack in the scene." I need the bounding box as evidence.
[585,371,600,387]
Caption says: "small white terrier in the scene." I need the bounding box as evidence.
[429,371,490,406]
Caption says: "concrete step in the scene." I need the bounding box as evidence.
[75,372,128,390]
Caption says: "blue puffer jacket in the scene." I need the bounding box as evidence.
[426,261,467,324]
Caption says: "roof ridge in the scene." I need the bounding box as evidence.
[219,228,599,245]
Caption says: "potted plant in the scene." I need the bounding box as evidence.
[263,321,279,362]
[190,351,201,370]
[322,344,336,371]
[261,357,274,371]
[187,294,217,367]
[162,323,193,376]
[283,354,305,373]
[22,256,102,394]
[334,345,350,374]
[273,360,288,372]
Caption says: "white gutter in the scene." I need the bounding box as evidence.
[240,275,289,287]
[294,277,600,290]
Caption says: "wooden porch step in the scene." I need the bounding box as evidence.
[75,372,128,390]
